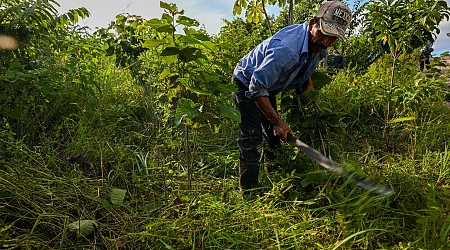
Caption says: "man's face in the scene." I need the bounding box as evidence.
[308,20,338,53]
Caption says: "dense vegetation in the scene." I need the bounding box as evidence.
[1,0,450,249]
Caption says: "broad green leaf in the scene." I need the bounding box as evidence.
[215,61,233,74]
[375,33,386,42]
[246,13,253,23]
[161,47,181,56]
[102,199,112,210]
[348,75,355,84]
[116,14,126,22]
[219,102,241,123]
[147,18,174,32]
[192,33,210,41]
[67,220,98,237]
[156,24,176,33]
[233,5,242,15]
[179,35,201,45]
[159,68,172,80]
[161,55,178,63]
[161,13,173,23]
[175,98,202,126]
[180,78,211,95]
[214,83,237,94]
[177,15,200,27]
[300,178,311,187]
[160,1,177,12]
[180,47,202,62]
[148,18,167,27]
[142,39,167,48]
[200,41,219,52]
[110,188,127,209]
[223,53,239,62]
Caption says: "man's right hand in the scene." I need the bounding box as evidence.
[273,118,292,142]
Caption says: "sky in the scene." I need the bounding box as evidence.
[56,0,450,55]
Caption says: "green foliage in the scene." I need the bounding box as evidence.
[273,0,322,27]
[95,13,150,69]
[364,0,450,54]
[141,1,239,128]
[175,98,203,126]
[218,18,269,61]
[0,0,93,143]
[319,52,449,152]
[1,1,450,249]
[362,0,449,148]
[67,220,98,238]
[0,0,89,47]
[233,0,277,23]
[110,188,127,209]
[232,0,308,24]
[0,31,104,142]
[340,34,384,72]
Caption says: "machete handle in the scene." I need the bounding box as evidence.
[287,133,297,144]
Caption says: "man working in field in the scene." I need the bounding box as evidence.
[232,1,352,191]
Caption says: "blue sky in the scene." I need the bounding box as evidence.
[56,0,450,55]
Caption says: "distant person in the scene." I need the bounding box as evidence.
[326,49,344,72]
[420,43,434,70]
[231,1,352,192]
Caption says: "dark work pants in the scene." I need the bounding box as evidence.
[420,57,431,70]
[232,78,281,190]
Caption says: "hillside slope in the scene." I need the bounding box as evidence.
[436,55,450,107]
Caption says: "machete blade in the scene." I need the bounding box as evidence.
[287,133,393,195]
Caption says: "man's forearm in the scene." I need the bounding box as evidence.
[254,96,282,126]
[254,95,291,141]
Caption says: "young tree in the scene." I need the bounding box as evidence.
[232,0,310,34]
[363,0,450,149]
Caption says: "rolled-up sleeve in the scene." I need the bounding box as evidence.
[246,40,298,99]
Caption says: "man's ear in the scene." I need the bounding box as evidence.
[308,18,316,30]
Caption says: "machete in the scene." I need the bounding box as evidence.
[287,133,393,195]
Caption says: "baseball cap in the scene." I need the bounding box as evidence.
[315,1,352,39]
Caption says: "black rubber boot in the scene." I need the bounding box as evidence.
[239,161,260,192]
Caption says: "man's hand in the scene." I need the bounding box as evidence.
[305,77,315,92]
[305,76,319,111]
[273,119,292,142]
[254,96,292,142]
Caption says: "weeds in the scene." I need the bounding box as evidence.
[1,25,450,250]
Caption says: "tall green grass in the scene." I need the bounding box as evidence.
[1,50,450,249]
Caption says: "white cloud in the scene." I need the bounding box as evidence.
[56,0,164,30]
[170,0,230,34]
[432,0,450,54]
[56,0,230,34]
[434,19,450,54]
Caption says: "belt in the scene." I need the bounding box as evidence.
[232,76,248,91]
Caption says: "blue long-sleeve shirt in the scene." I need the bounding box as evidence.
[233,22,327,99]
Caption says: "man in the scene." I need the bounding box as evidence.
[326,49,345,72]
[232,1,352,191]
[420,42,433,70]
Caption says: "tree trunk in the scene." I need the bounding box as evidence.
[261,0,273,36]
[288,0,294,25]
[384,48,398,151]
[184,119,192,193]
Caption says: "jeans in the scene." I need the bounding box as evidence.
[232,77,281,190]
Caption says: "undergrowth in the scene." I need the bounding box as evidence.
[1,51,450,249]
